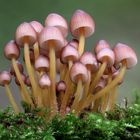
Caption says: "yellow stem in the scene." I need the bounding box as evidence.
[81,62,126,111]
[18,86,26,102]
[71,80,83,113]
[78,28,85,56]
[88,62,107,95]
[60,78,73,116]
[109,86,117,111]
[24,43,42,106]
[42,88,50,108]
[5,84,20,114]
[33,42,40,60]
[49,46,57,115]
[92,99,100,112]
[77,70,91,111]
[100,74,112,113]
[12,58,34,107]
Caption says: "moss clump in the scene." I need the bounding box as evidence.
[0,101,140,140]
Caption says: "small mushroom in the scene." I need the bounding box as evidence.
[0,71,19,114]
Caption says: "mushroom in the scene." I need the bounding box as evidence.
[0,71,19,114]
[70,62,88,113]
[70,10,95,56]
[15,22,38,106]
[30,21,44,60]
[68,39,79,50]
[39,26,65,115]
[81,43,137,110]
[45,13,68,37]
[4,40,33,107]
[89,47,115,96]
[56,81,66,108]
[39,74,51,108]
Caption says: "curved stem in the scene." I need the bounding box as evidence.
[78,28,85,56]
[81,62,126,111]
[88,62,107,95]
[5,84,20,114]
[24,43,41,106]
[12,58,34,107]
[71,80,83,113]
[49,46,57,115]
[33,42,40,60]
[77,70,91,111]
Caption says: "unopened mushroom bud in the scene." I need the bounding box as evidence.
[56,81,66,107]
[15,73,26,86]
[94,40,110,54]
[0,71,19,114]
[10,61,23,76]
[4,40,20,60]
[45,13,68,37]
[25,76,31,87]
[35,55,49,73]
[39,74,51,89]
[70,62,88,112]
[39,26,65,114]
[68,39,79,50]
[39,74,51,107]
[70,9,95,55]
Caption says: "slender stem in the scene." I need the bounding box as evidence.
[78,28,85,56]
[12,58,34,107]
[80,62,126,111]
[42,88,50,108]
[24,43,43,107]
[88,62,107,95]
[18,86,26,102]
[109,86,117,111]
[60,64,67,81]
[5,84,20,114]
[100,74,112,113]
[60,78,73,116]
[49,46,57,115]
[77,70,91,111]
[33,42,39,60]
[71,80,83,113]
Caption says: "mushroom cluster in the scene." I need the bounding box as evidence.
[0,10,137,118]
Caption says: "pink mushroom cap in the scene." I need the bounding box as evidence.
[4,40,20,60]
[45,13,68,37]
[15,22,37,47]
[39,74,51,89]
[61,44,79,64]
[70,62,88,84]
[97,48,115,67]
[94,40,110,54]
[34,55,49,72]
[0,71,11,86]
[56,81,66,92]
[39,26,65,52]
[113,43,137,69]
[70,9,95,38]
[80,52,98,72]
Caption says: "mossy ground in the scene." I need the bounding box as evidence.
[0,96,140,140]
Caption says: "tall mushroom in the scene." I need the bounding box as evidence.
[39,26,65,115]
[70,10,95,56]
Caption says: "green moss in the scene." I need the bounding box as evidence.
[0,100,140,140]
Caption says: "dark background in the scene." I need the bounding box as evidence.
[0,0,139,108]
